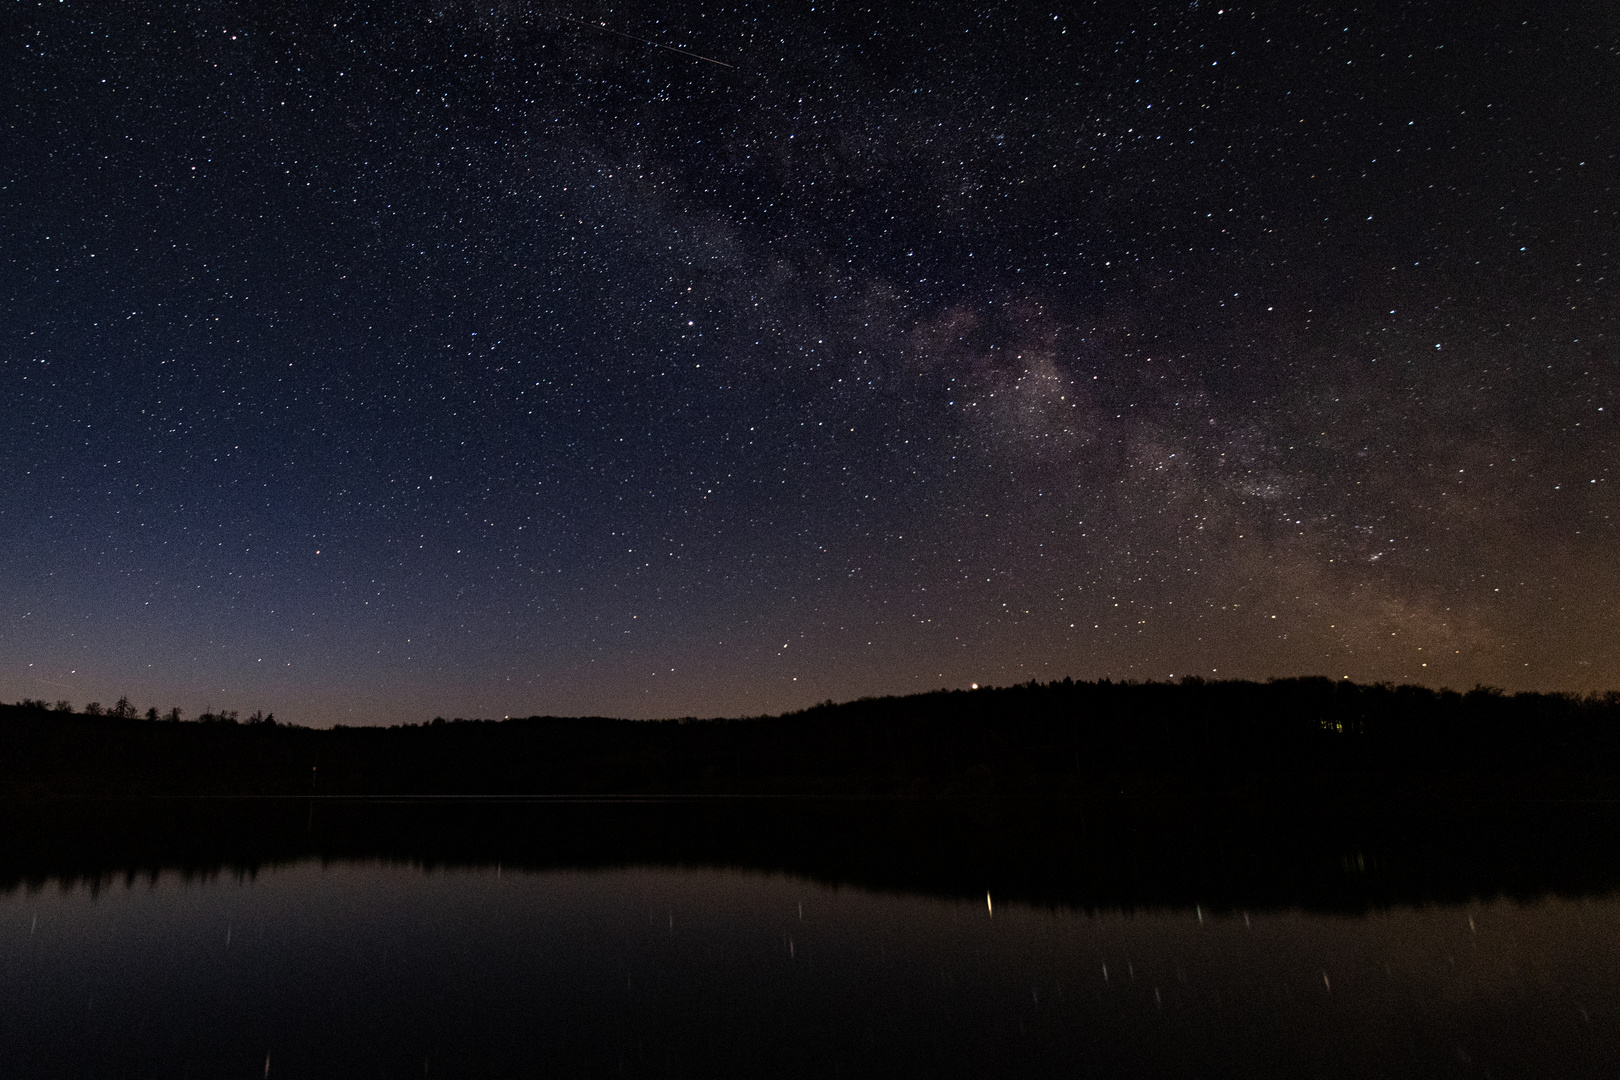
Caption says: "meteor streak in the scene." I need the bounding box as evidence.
[560,15,736,69]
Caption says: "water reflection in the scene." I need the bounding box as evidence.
[5,795,1620,911]
[1,797,1617,1076]
[4,860,1619,1077]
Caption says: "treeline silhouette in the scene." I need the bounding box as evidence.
[11,696,272,725]
[4,676,1620,797]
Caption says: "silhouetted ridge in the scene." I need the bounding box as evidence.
[3,677,1619,797]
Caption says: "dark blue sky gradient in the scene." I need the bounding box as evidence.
[3,0,1616,724]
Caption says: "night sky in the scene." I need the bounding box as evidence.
[3,1,1615,725]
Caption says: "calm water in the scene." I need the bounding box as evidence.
[3,859,1620,1077]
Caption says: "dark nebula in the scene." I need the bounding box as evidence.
[2,0,1614,723]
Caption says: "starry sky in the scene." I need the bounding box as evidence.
[2,0,1615,725]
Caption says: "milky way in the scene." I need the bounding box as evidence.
[2,1,1615,723]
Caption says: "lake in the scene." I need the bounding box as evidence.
[1,796,1617,1077]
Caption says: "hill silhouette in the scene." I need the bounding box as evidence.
[4,676,1618,798]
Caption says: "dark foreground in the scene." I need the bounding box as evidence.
[7,679,1620,1076]
[6,793,1620,913]
[5,677,1620,798]
[3,795,1620,1079]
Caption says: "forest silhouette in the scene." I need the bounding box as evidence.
[4,676,1619,799]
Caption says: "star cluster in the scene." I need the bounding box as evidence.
[2,0,1615,723]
